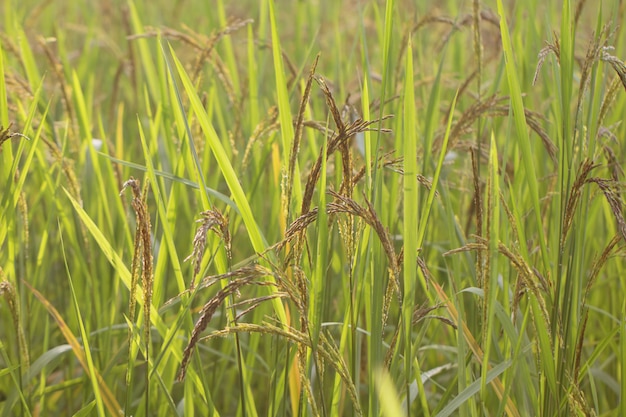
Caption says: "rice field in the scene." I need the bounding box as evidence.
[1,0,626,416]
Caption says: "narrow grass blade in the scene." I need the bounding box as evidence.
[24,281,121,416]
[268,0,302,221]
[559,0,575,161]
[310,135,328,348]
[435,360,512,417]
[0,43,8,127]
[161,40,211,210]
[0,42,10,190]
[416,91,457,251]
[496,0,550,273]
[430,280,520,417]
[361,74,372,189]
[215,0,241,95]
[71,70,91,142]
[72,401,97,417]
[401,34,430,417]
[376,368,404,417]
[126,0,160,101]
[17,28,41,91]
[420,47,447,183]
[506,177,557,401]
[96,152,239,212]
[63,187,201,385]
[368,3,396,416]
[60,224,109,417]
[622,312,626,417]
[247,24,260,131]
[371,0,395,195]
[482,133,501,397]
[168,44,288,324]
[4,84,47,214]
[136,116,187,294]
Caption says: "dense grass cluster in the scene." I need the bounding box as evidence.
[1,0,626,416]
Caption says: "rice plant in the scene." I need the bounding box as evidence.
[1,0,625,416]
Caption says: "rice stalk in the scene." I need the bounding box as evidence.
[601,46,626,90]
[184,208,231,289]
[0,274,30,371]
[286,55,319,223]
[177,265,276,381]
[120,177,154,410]
[202,323,364,416]
[585,177,626,241]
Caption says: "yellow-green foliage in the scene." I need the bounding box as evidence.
[1,1,625,416]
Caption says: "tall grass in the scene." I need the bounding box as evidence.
[1,0,626,416]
